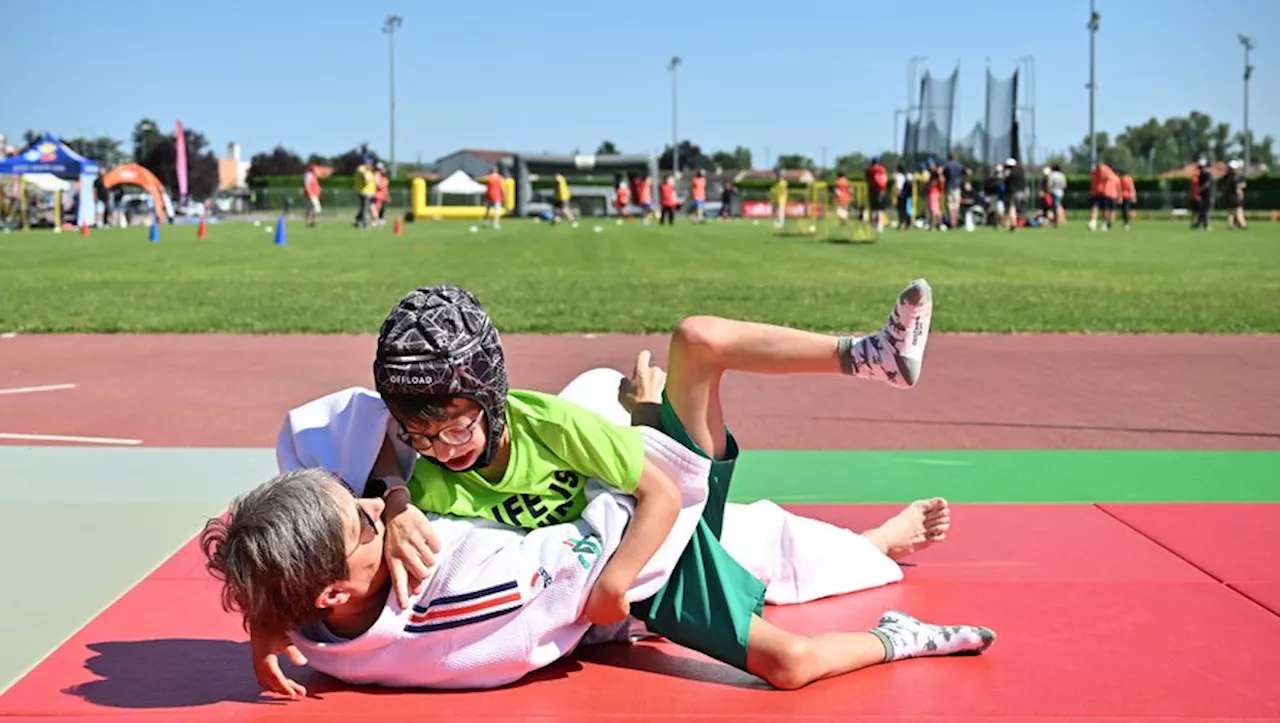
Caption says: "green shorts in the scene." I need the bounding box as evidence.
[630,391,766,672]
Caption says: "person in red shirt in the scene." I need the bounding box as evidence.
[659,175,678,226]
[1117,169,1136,231]
[483,167,505,230]
[372,163,391,228]
[614,175,631,222]
[925,161,943,231]
[637,176,655,224]
[302,165,322,228]
[1189,158,1213,230]
[864,157,889,232]
[690,169,708,223]
[1088,162,1118,231]
[831,172,852,226]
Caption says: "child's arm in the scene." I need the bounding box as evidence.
[584,458,681,625]
[383,486,441,609]
[371,436,441,610]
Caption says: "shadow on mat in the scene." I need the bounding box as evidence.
[573,642,768,689]
[64,639,288,708]
[62,638,763,706]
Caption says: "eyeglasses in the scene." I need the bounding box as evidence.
[354,504,378,548]
[337,478,379,554]
[396,411,484,451]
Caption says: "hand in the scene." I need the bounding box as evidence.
[618,349,666,413]
[584,574,631,626]
[249,625,308,699]
[384,491,441,609]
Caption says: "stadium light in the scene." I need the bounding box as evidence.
[668,56,682,176]
[1239,34,1255,175]
[1086,2,1100,167]
[383,14,404,179]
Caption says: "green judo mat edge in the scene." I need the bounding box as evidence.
[0,447,1275,505]
[731,450,1280,503]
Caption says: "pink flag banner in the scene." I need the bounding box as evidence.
[175,121,189,206]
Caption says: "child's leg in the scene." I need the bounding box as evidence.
[718,498,950,605]
[665,279,933,460]
[746,610,996,690]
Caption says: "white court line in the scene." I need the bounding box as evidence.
[891,457,971,466]
[0,383,78,396]
[0,432,142,446]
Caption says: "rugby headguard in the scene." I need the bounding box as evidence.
[374,284,509,470]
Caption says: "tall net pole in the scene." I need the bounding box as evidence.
[1087,3,1100,167]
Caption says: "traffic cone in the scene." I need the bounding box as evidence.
[80,223,90,237]
[197,218,207,239]
[274,215,287,246]
[394,216,403,236]
[149,219,160,243]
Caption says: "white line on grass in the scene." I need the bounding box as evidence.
[0,383,78,396]
[0,432,142,446]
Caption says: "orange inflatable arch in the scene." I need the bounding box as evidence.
[101,164,170,223]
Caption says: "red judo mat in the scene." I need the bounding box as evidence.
[1231,583,1280,617]
[4,504,1280,722]
[1098,503,1280,583]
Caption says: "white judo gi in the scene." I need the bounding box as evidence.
[276,370,903,689]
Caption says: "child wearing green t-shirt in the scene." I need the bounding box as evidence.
[372,282,995,689]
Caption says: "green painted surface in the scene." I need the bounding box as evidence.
[730,450,1280,503]
[0,447,274,695]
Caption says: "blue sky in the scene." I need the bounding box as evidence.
[5,0,1275,167]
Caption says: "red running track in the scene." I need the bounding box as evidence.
[2,333,1278,450]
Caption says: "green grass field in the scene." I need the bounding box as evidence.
[1,217,1277,334]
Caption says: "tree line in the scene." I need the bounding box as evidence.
[16,108,1272,202]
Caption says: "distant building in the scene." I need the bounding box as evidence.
[218,142,250,190]
[435,149,514,179]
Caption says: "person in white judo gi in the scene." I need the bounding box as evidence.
[202,280,996,698]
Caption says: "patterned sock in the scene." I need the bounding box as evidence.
[838,279,932,390]
[869,610,996,662]
[837,333,907,388]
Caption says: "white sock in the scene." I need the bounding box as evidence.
[882,279,932,363]
[870,610,996,662]
[838,279,932,390]
[838,333,908,388]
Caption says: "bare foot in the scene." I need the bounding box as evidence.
[618,350,666,415]
[863,498,950,560]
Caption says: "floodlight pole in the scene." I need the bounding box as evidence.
[383,14,403,179]
[668,56,682,176]
[1087,3,1100,167]
[1240,34,1254,175]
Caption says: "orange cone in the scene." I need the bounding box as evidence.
[79,223,90,237]
[394,216,403,236]
[197,218,208,239]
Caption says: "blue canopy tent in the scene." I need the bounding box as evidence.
[0,134,100,228]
